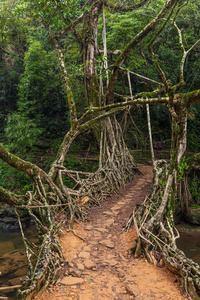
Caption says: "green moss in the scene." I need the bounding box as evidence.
[190,204,200,209]
[177,90,200,106]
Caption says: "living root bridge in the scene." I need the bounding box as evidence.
[130,160,200,299]
[16,118,138,299]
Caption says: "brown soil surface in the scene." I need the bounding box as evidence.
[35,165,185,300]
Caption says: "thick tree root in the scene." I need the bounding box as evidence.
[129,159,200,299]
[16,117,138,299]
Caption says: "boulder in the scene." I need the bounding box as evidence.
[186,208,200,225]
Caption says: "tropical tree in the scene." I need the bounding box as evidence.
[0,0,28,122]
[0,0,200,299]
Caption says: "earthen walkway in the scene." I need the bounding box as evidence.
[36,165,185,300]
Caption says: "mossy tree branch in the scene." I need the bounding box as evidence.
[107,0,179,104]
[42,20,77,127]
[51,0,101,40]
[186,152,200,169]
[147,2,177,91]
[0,185,23,206]
[0,144,39,178]
[107,0,150,12]
[173,1,200,89]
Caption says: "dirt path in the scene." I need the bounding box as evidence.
[35,165,185,300]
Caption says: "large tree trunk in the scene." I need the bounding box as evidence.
[81,2,138,181]
[82,4,100,107]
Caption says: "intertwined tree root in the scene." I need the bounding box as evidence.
[17,119,138,299]
[128,160,200,300]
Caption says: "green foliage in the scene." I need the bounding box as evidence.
[0,0,200,193]
[0,0,30,124]
[0,159,32,192]
[17,40,68,138]
[125,129,144,149]
[5,112,43,153]
[178,157,189,180]
[190,204,200,209]
[158,178,166,186]
[63,156,98,188]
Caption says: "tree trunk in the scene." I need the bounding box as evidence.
[81,2,138,180]
[146,104,155,167]
[82,5,100,107]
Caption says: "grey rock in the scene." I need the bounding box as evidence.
[185,209,200,225]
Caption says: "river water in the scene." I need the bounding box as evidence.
[0,227,37,300]
[176,223,200,265]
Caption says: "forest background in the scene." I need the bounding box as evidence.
[0,0,200,202]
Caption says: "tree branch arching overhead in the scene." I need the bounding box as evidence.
[1,0,200,299]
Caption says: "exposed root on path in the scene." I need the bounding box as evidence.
[69,229,86,242]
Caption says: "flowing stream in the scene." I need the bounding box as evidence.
[176,223,200,265]
[0,226,37,300]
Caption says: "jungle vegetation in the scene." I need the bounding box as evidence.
[0,0,200,299]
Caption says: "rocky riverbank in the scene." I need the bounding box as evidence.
[0,204,31,231]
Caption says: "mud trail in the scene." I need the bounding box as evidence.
[36,165,185,300]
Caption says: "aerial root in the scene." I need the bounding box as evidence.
[128,160,200,299]
[17,117,139,298]
[68,229,86,242]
